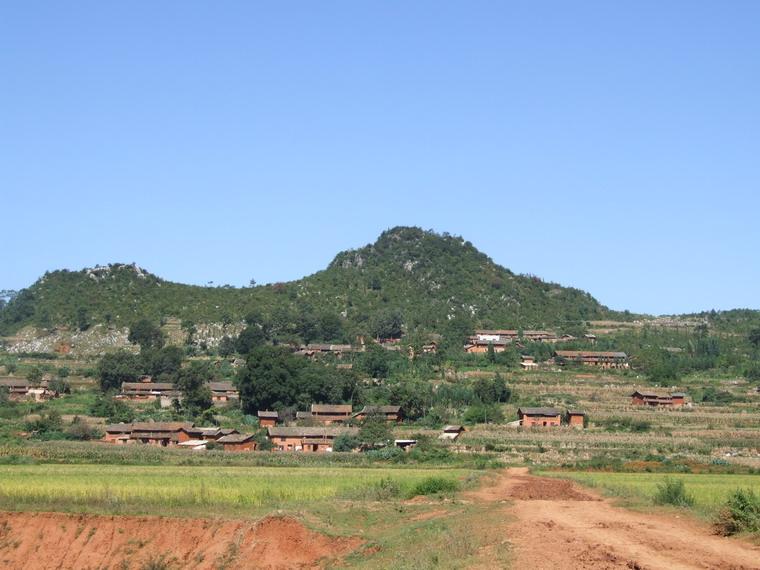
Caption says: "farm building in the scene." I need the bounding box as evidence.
[267,426,359,452]
[352,405,402,423]
[517,407,562,427]
[554,350,629,369]
[439,425,465,441]
[217,433,256,452]
[473,330,558,343]
[119,381,179,401]
[567,410,587,428]
[464,339,510,353]
[631,390,687,407]
[257,410,279,427]
[394,439,417,452]
[128,422,195,446]
[177,440,208,451]
[520,355,538,370]
[103,423,133,444]
[310,404,353,424]
[0,378,53,401]
[209,382,239,405]
[294,344,359,359]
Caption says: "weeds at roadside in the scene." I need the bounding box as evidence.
[714,488,760,536]
[653,478,695,508]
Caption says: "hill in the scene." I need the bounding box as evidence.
[0,227,616,340]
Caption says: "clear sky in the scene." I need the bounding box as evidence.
[1,2,758,315]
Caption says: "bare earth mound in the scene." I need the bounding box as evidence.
[468,469,760,570]
[0,512,361,570]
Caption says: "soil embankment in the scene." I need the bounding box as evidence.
[0,512,361,569]
[469,468,760,570]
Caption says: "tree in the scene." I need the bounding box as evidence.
[389,381,430,420]
[357,343,392,379]
[76,307,91,331]
[97,350,143,392]
[235,325,268,355]
[358,412,393,448]
[128,319,165,351]
[142,346,183,378]
[369,309,403,340]
[218,336,237,357]
[26,366,43,383]
[748,328,760,349]
[333,433,360,452]
[48,377,71,395]
[236,346,306,413]
[486,342,496,363]
[175,362,213,416]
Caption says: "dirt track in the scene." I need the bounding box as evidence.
[469,468,760,570]
[0,512,360,569]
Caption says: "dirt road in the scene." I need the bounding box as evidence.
[469,468,760,570]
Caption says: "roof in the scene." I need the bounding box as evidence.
[631,390,666,398]
[353,405,401,416]
[104,423,133,433]
[567,410,587,416]
[130,422,194,432]
[310,404,352,414]
[517,407,562,417]
[268,426,359,438]
[177,439,207,447]
[0,378,29,388]
[671,392,687,397]
[121,382,176,391]
[296,411,313,419]
[217,433,255,444]
[208,381,237,392]
[442,425,464,432]
[554,350,628,359]
[257,410,279,418]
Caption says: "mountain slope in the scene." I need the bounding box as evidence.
[0,227,614,338]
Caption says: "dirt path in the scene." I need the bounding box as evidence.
[468,468,760,570]
[0,512,361,569]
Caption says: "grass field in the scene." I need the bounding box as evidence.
[0,464,474,516]
[546,471,760,515]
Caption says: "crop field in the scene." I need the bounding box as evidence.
[546,471,760,513]
[0,464,473,516]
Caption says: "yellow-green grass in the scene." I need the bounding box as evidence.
[545,471,760,515]
[0,464,471,517]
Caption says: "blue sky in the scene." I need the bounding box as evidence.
[1,1,758,315]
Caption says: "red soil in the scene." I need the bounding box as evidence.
[0,512,361,569]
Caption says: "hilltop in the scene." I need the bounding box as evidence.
[0,227,617,340]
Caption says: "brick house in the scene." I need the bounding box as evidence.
[209,382,239,405]
[517,407,562,427]
[631,390,687,407]
[257,410,279,428]
[217,433,256,452]
[310,404,353,424]
[267,426,359,452]
[352,405,402,423]
[554,350,629,369]
[567,410,587,428]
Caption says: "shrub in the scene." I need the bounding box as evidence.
[714,489,760,536]
[333,433,360,452]
[408,476,460,497]
[653,478,694,507]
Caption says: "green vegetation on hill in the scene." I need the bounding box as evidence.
[0,227,613,339]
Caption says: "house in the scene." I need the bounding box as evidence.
[0,378,53,401]
[310,404,352,424]
[554,350,629,369]
[520,355,538,370]
[257,410,279,428]
[517,407,562,427]
[464,339,510,353]
[103,423,133,444]
[217,433,256,452]
[184,427,239,441]
[438,425,465,441]
[567,410,587,428]
[177,439,208,451]
[630,390,686,407]
[352,405,402,423]
[119,381,179,401]
[394,439,417,452]
[128,421,195,446]
[473,330,558,343]
[295,344,359,359]
[267,426,359,452]
[209,382,239,405]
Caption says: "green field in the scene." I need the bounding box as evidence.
[547,471,760,514]
[0,464,472,516]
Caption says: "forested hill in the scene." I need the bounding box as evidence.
[0,227,615,340]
